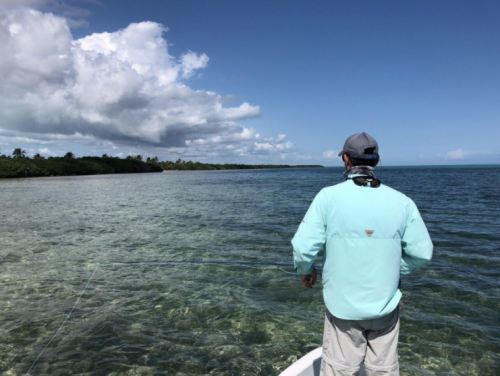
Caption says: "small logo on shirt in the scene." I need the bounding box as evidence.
[365,230,375,237]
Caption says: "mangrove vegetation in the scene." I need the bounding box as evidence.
[0,149,323,178]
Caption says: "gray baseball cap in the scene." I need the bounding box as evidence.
[338,132,379,160]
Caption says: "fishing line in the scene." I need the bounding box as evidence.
[24,264,100,376]
[24,259,322,376]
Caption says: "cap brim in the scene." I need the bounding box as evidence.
[338,150,344,157]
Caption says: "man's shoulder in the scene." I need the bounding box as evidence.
[380,184,417,205]
[379,183,410,198]
[318,181,350,195]
[319,181,414,204]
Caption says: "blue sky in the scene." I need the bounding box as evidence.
[0,0,499,165]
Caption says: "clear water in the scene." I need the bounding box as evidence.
[1,167,499,375]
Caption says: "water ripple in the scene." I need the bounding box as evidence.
[1,168,499,375]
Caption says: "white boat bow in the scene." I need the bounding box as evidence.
[278,348,322,376]
[278,347,366,376]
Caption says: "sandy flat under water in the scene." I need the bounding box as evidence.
[0,166,499,375]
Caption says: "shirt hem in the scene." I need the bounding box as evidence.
[324,290,402,321]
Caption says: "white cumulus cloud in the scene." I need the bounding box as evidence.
[0,5,297,160]
[0,0,95,28]
[446,148,465,160]
[180,51,209,78]
[38,147,58,156]
[323,150,337,159]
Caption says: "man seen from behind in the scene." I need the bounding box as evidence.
[292,132,433,376]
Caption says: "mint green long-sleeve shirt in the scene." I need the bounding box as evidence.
[292,177,433,320]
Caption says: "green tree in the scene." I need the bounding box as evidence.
[12,148,26,158]
[102,154,108,158]
[135,155,143,162]
[64,152,75,159]
[33,153,45,160]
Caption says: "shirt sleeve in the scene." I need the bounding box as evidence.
[400,199,433,275]
[291,190,327,275]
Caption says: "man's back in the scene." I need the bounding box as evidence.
[292,178,433,320]
[293,132,433,376]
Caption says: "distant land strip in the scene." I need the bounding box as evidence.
[0,154,323,178]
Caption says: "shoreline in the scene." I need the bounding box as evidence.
[0,171,164,180]
[0,166,325,180]
[2,163,500,180]
[0,157,324,179]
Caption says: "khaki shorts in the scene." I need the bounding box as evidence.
[320,307,400,376]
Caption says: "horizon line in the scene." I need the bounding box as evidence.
[322,163,500,168]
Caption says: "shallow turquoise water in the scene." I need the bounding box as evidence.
[0,167,499,375]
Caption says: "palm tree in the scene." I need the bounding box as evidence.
[12,148,26,158]
[135,155,143,162]
[64,152,75,159]
[33,153,45,160]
